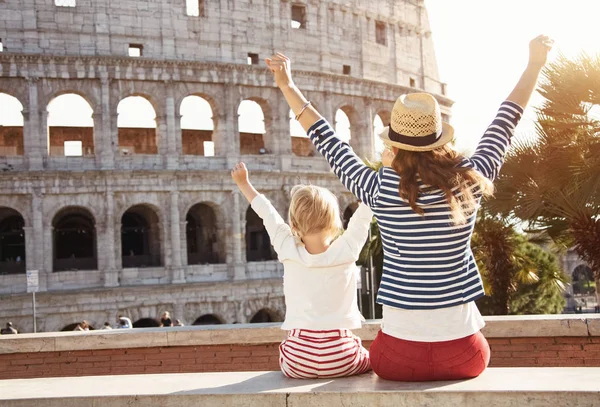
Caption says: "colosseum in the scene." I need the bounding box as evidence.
[0,0,450,332]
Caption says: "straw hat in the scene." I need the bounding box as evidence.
[379,93,454,152]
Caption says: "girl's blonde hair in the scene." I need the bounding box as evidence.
[288,185,342,238]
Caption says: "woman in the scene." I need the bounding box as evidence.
[266,35,553,381]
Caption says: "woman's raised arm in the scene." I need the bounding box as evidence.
[266,53,381,206]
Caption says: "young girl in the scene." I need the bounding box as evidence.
[231,162,372,379]
[266,35,553,381]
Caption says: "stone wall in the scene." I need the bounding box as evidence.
[0,0,452,331]
[1,316,598,380]
[0,0,445,94]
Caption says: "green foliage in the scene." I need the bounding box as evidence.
[488,53,600,288]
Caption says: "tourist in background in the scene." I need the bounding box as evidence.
[0,322,17,335]
[160,311,173,327]
[116,315,132,329]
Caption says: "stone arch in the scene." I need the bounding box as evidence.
[52,206,98,272]
[334,106,356,144]
[245,205,275,262]
[117,95,158,155]
[572,264,594,295]
[180,95,215,156]
[121,204,163,268]
[193,314,224,325]
[0,92,24,157]
[238,97,272,155]
[43,88,99,115]
[0,80,29,110]
[47,93,95,157]
[0,207,26,274]
[132,317,160,328]
[185,202,224,265]
[249,308,283,323]
[373,109,390,158]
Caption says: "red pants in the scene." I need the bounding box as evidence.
[369,330,490,381]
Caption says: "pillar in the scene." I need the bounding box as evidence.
[25,78,43,171]
[213,85,240,165]
[103,191,119,287]
[170,191,185,283]
[164,82,179,169]
[231,191,246,280]
[99,77,115,169]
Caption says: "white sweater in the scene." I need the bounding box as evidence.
[251,195,372,330]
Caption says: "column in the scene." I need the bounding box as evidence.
[31,192,48,291]
[231,191,246,280]
[39,110,49,164]
[103,191,119,287]
[180,220,188,266]
[25,78,43,171]
[170,191,185,283]
[99,77,115,169]
[164,82,179,170]
[213,85,240,165]
[156,114,168,164]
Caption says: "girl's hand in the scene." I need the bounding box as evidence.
[231,162,249,186]
[528,35,554,69]
[382,148,395,167]
[265,53,294,89]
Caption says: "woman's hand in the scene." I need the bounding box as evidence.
[266,53,294,89]
[382,148,395,167]
[231,162,249,186]
[528,35,554,69]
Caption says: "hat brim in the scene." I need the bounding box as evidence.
[379,122,455,152]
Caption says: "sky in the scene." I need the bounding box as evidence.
[2,1,600,157]
[424,0,600,153]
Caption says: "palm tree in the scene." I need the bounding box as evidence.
[489,53,600,305]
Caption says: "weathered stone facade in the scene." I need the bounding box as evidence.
[0,0,450,333]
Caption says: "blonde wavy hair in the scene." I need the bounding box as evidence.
[288,185,342,238]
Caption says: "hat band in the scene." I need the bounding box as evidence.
[388,126,442,147]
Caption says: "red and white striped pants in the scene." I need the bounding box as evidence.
[279,329,371,379]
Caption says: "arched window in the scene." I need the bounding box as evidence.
[250,308,282,323]
[373,113,387,159]
[121,205,162,268]
[0,93,24,157]
[0,207,25,274]
[335,109,351,144]
[181,95,215,156]
[117,96,158,155]
[52,207,97,272]
[186,203,222,264]
[47,94,94,157]
[290,109,314,157]
[246,206,275,262]
[193,314,223,325]
[132,318,160,328]
[572,265,594,295]
[238,100,266,154]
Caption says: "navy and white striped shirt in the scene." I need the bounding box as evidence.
[307,101,524,310]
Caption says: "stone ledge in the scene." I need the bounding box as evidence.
[1,368,599,407]
[1,316,599,355]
